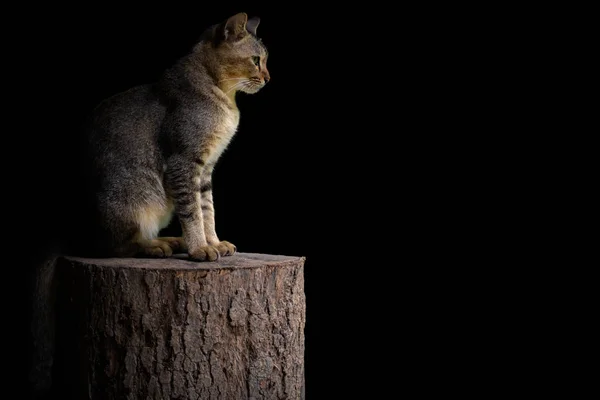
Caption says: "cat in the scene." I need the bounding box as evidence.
[78,12,270,261]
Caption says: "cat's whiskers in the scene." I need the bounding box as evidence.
[218,78,248,83]
[225,80,249,94]
[226,83,245,94]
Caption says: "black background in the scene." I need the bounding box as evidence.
[3,2,481,398]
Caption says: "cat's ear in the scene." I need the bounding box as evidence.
[246,17,260,36]
[222,12,248,42]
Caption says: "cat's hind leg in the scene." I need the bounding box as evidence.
[112,232,175,258]
[157,236,188,254]
[127,201,178,258]
[109,233,174,258]
[133,238,174,258]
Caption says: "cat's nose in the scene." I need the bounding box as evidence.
[263,74,270,84]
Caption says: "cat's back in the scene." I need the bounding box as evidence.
[88,84,166,145]
[86,84,167,166]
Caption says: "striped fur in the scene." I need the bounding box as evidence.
[82,13,269,261]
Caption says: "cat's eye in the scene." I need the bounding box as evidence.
[252,56,260,66]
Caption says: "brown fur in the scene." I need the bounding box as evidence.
[79,13,269,261]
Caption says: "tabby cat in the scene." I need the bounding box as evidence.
[81,12,269,261]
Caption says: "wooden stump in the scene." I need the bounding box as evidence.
[51,253,306,400]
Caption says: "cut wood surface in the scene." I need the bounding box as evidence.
[51,252,306,400]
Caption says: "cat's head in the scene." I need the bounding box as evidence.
[200,13,270,94]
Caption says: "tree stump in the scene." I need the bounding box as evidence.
[51,253,306,400]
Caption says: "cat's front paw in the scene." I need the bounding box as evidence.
[216,241,237,257]
[188,245,220,262]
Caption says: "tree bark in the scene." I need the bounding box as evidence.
[51,253,305,400]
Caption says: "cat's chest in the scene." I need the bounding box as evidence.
[218,110,240,139]
[206,109,239,162]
